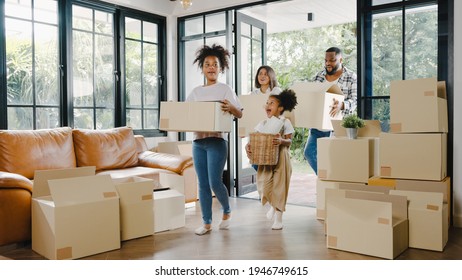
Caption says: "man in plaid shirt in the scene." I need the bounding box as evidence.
[303,47,357,174]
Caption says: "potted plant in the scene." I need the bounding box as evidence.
[341,114,365,139]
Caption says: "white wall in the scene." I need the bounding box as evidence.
[453,1,461,227]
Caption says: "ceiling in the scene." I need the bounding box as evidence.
[237,0,357,34]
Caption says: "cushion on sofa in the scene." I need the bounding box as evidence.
[72,126,138,171]
[0,127,76,179]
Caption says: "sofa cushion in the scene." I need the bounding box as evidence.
[0,127,76,179]
[72,127,138,171]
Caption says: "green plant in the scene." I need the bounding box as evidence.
[341,114,365,129]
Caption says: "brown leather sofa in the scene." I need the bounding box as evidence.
[0,126,195,246]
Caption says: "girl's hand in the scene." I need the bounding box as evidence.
[272,133,282,146]
[221,99,242,118]
[245,143,251,158]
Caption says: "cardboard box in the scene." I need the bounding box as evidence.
[368,176,451,226]
[326,189,408,259]
[318,137,378,183]
[154,189,185,233]
[331,119,382,138]
[389,190,448,251]
[379,133,447,181]
[32,170,120,260]
[289,81,344,130]
[159,101,233,132]
[113,176,154,241]
[390,77,448,133]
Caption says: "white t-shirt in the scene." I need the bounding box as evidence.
[255,115,294,136]
[186,82,242,140]
[251,86,282,95]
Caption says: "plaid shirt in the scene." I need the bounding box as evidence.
[312,66,357,115]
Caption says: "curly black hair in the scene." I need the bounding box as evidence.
[271,89,297,113]
[193,44,231,74]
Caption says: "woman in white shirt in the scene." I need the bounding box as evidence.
[251,65,282,95]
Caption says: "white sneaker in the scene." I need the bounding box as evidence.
[195,226,212,235]
[219,216,231,229]
[266,207,275,220]
[272,211,283,230]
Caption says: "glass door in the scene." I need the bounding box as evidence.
[234,12,267,196]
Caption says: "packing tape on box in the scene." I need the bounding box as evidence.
[57,247,72,260]
[318,169,327,179]
[427,204,440,211]
[380,166,392,177]
[103,191,117,198]
[424,90,435,97]
[377,217,390,225]
[142,194,153,201]
[367,177,396,188]
[389,123,402,133]
[327,236,338,247]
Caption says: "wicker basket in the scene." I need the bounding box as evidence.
[249,132,279,165]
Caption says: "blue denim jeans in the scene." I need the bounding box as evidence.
[303,128,332,175]
[192,137,230,225]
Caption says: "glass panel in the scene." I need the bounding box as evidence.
[74,108,94,129]
[371,99,390,132]
[143,43,158,108]
[126,109,141,129]
[125,40,142,107]
[95,10,113,35]
[73,5,93,31]
[6,18,33,105]
[73,30,94,107]
[240,37,251,94]
[5,0,32,19]
[8,107,33,129]
[125,17,141,40]
[144,109,158,129]
[96,109,114,129]
[144,21,158,43]
[35,0,58,24]
[372,11,402,97]
[252,26,262,41]
[184,16,203,36]
[35,23,59,106]
[205,12,226,33]
[241,22,251,38]
[373,0,402,5]
[405,5,437,80]
[184,39,204,100]
[252,39,263,89]
[36,107,59,129]
[95,34,115,107]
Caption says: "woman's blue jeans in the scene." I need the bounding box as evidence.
[303,128,332,175]
[192,137,230,225]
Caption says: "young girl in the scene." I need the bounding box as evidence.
[246,89,297,230]
[186,44,242,236]
[251,66,282,95]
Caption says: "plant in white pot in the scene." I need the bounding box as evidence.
[341,114,365,139]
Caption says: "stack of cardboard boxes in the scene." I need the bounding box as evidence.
[32,166,185,260]
[319,77,450,259]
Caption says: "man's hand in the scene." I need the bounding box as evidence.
[329,98,343,117]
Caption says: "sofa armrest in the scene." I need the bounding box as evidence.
[138,151,193,175]
[0,171,33,194]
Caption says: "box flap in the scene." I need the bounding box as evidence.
[390,190,443,210]
[291,81,342,95]
[33,166,96,198]
[332,119,382,137]
[48,174,118,207]
[342,189,408,221]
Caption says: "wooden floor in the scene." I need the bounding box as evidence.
[1,197,462,260]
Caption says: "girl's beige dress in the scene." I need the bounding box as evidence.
[256,130,292,212]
